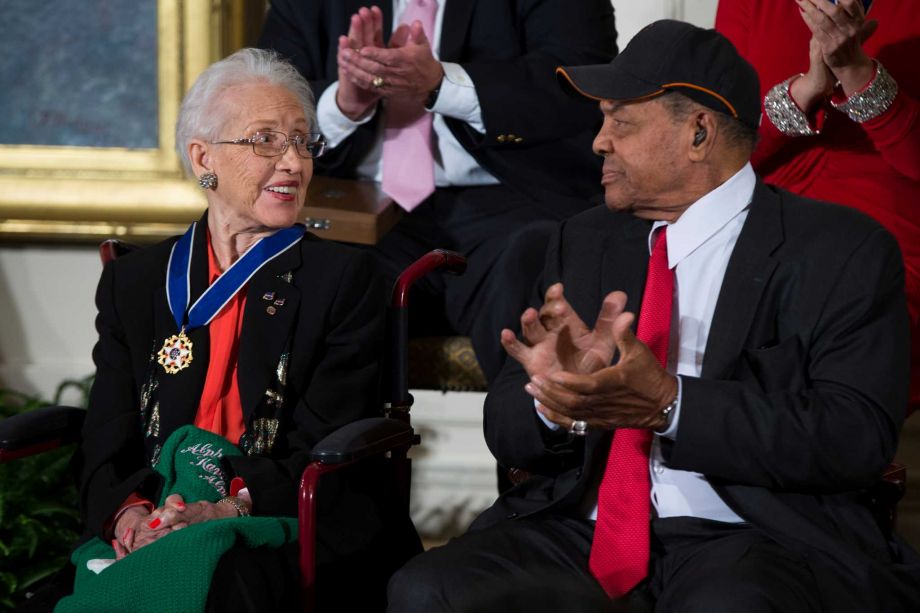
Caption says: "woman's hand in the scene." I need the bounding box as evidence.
[796,0,878,95]
[790,36,837,113]
[145,494,241,533]
[112,505,170,559]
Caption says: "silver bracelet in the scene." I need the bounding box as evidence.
[764,74,821,137]
[831,61,898,123]
[217,495,250,517]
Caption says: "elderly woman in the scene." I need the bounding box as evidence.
[57,48,413,612]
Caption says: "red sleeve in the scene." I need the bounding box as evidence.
[860,90,920,181]
[714,0,750,57]
[715,0,793,164]
[105,492,154,540]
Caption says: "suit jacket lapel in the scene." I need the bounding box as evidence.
[237,239,304,423]
[702,181,784,380]
[439,0,476,61]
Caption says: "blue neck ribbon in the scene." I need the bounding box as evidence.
[165,222,304,332]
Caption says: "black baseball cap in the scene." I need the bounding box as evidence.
[556,20,761,130]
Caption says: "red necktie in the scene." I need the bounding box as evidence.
[589,226,673,598]
[381,0,438,211]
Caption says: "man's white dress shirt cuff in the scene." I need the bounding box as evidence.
[316,81,377,148]
[656,375,682,440]
[430,62,485,133]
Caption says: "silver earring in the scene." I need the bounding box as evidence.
[198,171,218,190]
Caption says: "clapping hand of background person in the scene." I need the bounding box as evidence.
[336,6,386,119]
[336,4,444,116]
[791,0,879,110]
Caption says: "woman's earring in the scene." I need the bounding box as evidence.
[198,171,218,190]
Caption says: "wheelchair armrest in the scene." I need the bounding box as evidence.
[0,405,86,462]
[311,417,415,465]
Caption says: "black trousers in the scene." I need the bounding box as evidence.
[386,515,823,613]
[364,183,566,382]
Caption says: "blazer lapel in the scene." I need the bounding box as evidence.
[701,181,785,380]
[237,240,304,423]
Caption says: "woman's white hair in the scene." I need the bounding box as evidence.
[175,47,316,176]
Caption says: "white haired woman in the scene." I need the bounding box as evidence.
[52,48,417,612]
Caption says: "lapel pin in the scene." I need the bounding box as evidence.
[266,305,277,315]
[273,298,286,306]
[262,291,275,301]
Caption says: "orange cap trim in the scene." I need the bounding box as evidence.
[556,67,668,104]
[661,82,739,118]
[555,67,603,101]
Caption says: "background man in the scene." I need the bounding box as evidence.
[259,0,618,380]
[387,20,920,611]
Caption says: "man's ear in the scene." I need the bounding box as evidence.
[188,140,211,177]
[688,111,717,161]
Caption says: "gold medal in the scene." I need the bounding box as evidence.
[157,330,194,374]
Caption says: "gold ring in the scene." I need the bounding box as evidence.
[372,76,384,88]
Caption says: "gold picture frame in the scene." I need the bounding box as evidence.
[0,0,257,243]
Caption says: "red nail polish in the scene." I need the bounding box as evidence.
[111,539,119,548]
[149,518,161,529]
[176,502,186,510]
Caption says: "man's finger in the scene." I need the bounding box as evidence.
[390,23,411,48]
[581,291,628,371]
[357,7,376,49]
[520,307,548,345]
[370,5,385,47]
[501,328,530,364]
[531,375,592,415]
[540,284,584,334]
[407,20,429,45]
[359,45,405,67]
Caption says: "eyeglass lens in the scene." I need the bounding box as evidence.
[252,131,325,158]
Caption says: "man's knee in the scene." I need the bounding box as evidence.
[387,549,452,612]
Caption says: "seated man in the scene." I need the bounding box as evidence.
[258,0,618,381]
[387,20,920,612]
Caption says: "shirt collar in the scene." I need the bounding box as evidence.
[650,163,756,268]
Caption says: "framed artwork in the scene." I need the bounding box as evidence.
[0,0,262,243]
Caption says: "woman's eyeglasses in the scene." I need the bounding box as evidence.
[212,130,326,159]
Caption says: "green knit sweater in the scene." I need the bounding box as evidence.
[56,425,298,613]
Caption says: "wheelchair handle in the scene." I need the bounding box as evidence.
[390,249,466,309]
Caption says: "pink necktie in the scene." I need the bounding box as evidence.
[382,0,438,211]
[589,227,673,598]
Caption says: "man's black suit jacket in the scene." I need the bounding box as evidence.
[74,216,394,557]
[259,0,618,217]
[480,181,920,610]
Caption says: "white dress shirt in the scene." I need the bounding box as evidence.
[538,163,756,523]
[315,0,499,187]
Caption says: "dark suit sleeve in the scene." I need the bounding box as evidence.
[454,0,617,149]
[483,222,583,476]
[77,261,161,538]
[227,250,386,516]
[669,227,909,493]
